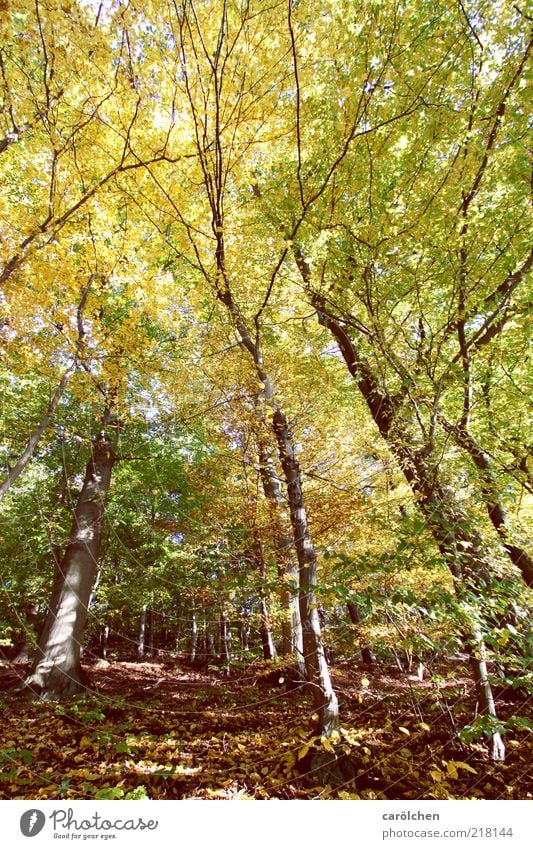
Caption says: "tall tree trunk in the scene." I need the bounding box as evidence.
[23,421,118,699]
[259,596,277,661]
[220,605,231,663]
[219,309,337,730]
[252,538,277,661]
[138,605,147,659]
[147,604,155,656]
[347,602,376,665]
[180,33,338,729]
[257,440,303,668]
[206,620,216,660]
[272,406,339,736]
[99,623,110,660]
[240,619,250,653]
[189,598,198,662]
[314,300,504,759]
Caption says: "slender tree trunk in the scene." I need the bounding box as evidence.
[23,422,117,699]
[138,606,147,659]
[314,299,504,758]
[272,407,339,736]
[147,605,155,657]
[253,536,277,660]
[259,596,277,661]
[347,602,376,665]
[463,625,506,762]
[189,598,198,662]
[100,623,110,659]
[206,624,216,661]
[257,440,303,667]
[180,40,337,728]
[220,606,231,663]
[240,619,250,653]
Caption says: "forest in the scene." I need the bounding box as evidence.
[0,0,531,801]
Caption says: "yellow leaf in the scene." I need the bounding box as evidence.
[449,761,477,775]
[298,745,309,760]
[430,769,443,782]
[398,726,410,735]
[79,736,93,750]
[321,737,335,753]
[418,722,430,732]
[361,677,370,687]
[446,762,458,779]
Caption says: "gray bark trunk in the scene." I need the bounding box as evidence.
[206,628,216,660]
[253,538,277,661]
[100,623,110,659]
[205,164,337,732]
[189,599,198,662]
[23,423,117,699]
[466,629,506,762]
[240,620,250,653]
[315,302,505,758]
[138,606,147,659]
[13,603,40,663]
[257,440,303,667]
[272,406,339,736]
[259,596,277,661]
[220,607,231,663]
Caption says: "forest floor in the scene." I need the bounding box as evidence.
[0,657,531,800]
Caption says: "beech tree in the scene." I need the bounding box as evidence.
[23,408,119,698]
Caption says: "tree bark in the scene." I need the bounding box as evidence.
[210,258,337,732]
[22,422,117,699]
[176,16,337,730]
[189,598,198,662]
[138,605,147,659]
[347,602,376,665]
[314,301,504,758]
[99,623,110,660]
[220,606,231,663]
[272,406,339,736]
[257,440,303,668]
[252,538,277,661]
[240,619,250,653]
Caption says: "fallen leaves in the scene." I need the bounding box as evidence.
[0,659,530,800]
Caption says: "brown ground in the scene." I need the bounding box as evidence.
[0,657,531,800]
